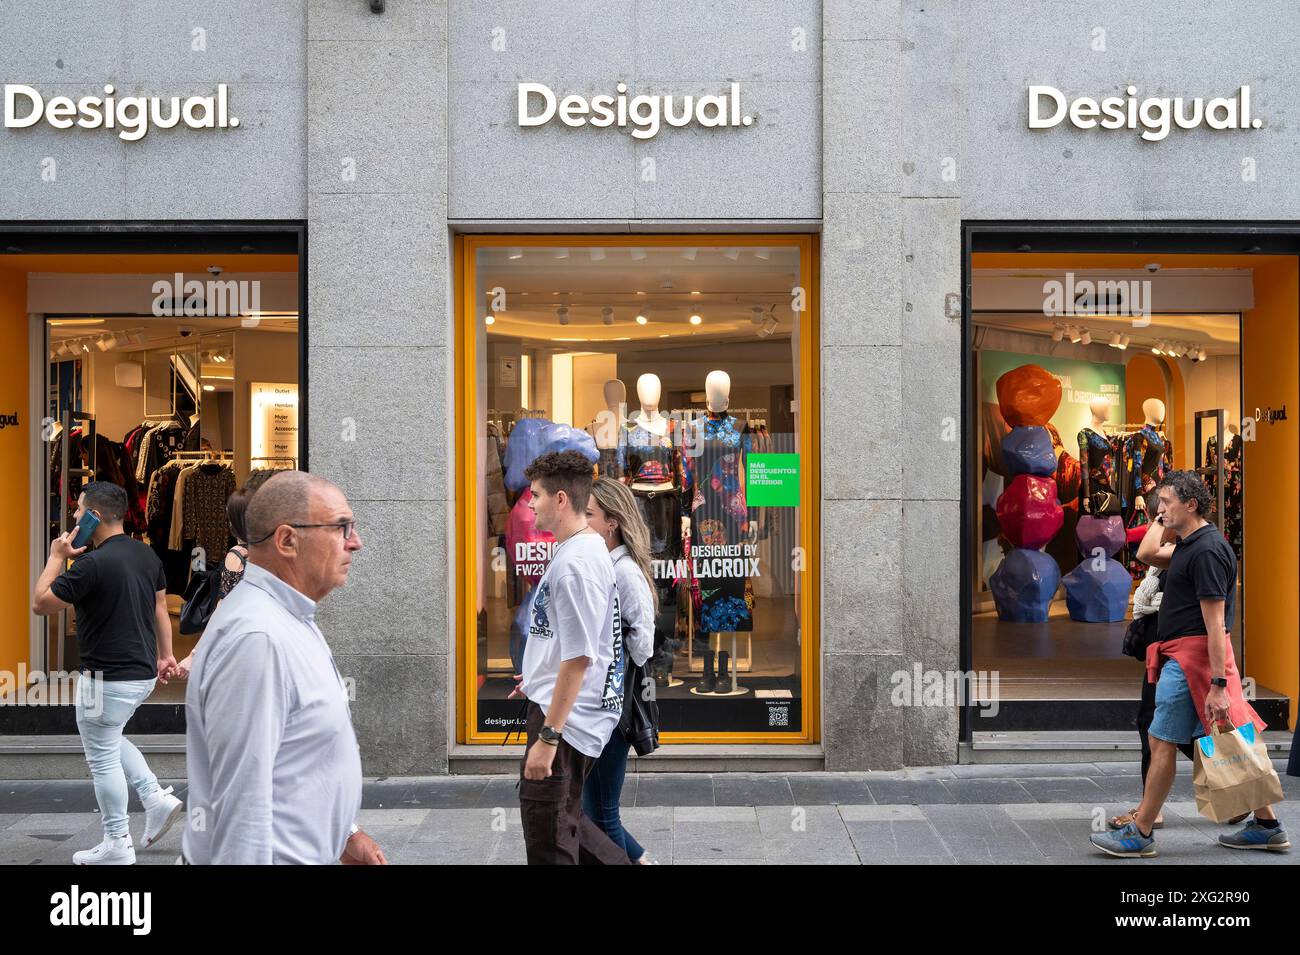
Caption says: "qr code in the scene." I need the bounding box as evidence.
[768,706,789,727]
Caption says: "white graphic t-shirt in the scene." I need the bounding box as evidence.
[520,530,623,759]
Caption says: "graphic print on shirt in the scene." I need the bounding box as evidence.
[528,581,553,640]
[599,591,624,712]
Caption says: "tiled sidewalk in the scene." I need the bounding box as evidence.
[3,762,1297,865]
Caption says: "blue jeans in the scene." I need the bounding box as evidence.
[581,732,644,862]
[75,675,162,838]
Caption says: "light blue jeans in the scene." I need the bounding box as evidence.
[75,675,162,838]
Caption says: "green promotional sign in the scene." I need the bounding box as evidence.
[747,453,800,506]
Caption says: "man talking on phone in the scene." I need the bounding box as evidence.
[32,481,183,864]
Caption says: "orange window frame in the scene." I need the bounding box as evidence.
[455,233,820,745]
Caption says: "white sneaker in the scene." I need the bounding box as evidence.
[142,786,184,848]
[74,835,136,865]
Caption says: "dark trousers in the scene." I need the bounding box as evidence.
[1137,676,1196,787]
[518,702,630,865]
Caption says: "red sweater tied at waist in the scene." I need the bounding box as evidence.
[1145,633,1267,736]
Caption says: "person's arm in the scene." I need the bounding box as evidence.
[619,563,656,667]
[155,590,177,683]
[1135,516,1176,568]
[522,656,588,781]
[31,531,87,615]
[200,631,288,865]
[1202,597,1231,725]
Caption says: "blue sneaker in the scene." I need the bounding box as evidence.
[1217,820,1291,852]
[1090,821,1157,858]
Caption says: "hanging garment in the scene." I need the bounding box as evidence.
[1077,427,1121,515]
[169,464,197,550]
[505,488,555,588]
[502,418,554,492]
[633,486,682,561]
[181,464,236,565]
[621,418,678,487]
[1206,434,1244,560]
[485,433,511,537]
[681,411,754,633]
[597,447,622,479]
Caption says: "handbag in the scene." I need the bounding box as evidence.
[1193,722,1284,822]
[1089,490,1119,516]
[179,565,222,635]
[1121,611,1157,660]
[619,656,660,756]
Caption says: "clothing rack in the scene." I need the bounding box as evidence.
[250,455,297,468]
[57,409,96,672]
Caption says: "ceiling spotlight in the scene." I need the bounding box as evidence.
[1173,343,1186,357]
[1079,329,1092,345]
[1151,342,1163,355]
[681,248,698,261]
[1198,348,1208,361]
[80,341,91,353]
[723,248,740,261]
[57,342,74,358]
[484,314,495,326]
[589,248,606,262]
[1119,334,1130,350]
[601,306,614,326]
[202,384,216,392]
[689,313,702,326]
[752,306,766,325]
[554,248,569,259]
[508,248,523,260]
[629,248,647,261]
[1050,325,1065,342]
[48,348,58,361]
[95,334,113,351]
[556,306,570,326]
[635,313,648,325]
[1108,331,1122,347]
[128,331,144,345]
[757,316,779,338]
[753,247,770,260]
[1068,326,1082,343]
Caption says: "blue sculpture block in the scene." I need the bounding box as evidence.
[1001,426,1057,478]
[989,548,1061,622]
[1062,558,1132,622]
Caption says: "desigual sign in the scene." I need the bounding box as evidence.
[1028,85,1261,142]
[3,84,238,141]
[0,412,18,430]
[517,82,752,139]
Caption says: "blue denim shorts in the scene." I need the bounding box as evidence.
[1149,658,1207,745]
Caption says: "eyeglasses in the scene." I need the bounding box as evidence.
[248,521,356,545]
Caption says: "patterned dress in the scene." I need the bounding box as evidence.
[1076,427,1121,515]
[1122,425,1174,580]
[681,412,754,633]
[1205,434,1243,560]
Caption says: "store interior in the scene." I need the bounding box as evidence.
[470,241,809,735]
[0,254,299,705]
[969,253,1297,732]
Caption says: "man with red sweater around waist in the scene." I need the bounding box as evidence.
[1091,470,1289,857]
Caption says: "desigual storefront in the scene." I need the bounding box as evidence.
[1,2,1296,777]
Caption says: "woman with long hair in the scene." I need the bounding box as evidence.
[583,476,658,864]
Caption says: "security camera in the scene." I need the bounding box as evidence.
[1145,263,1161,273]
[208,265,224,277]
[178,326,196,337]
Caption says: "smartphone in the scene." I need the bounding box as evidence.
[71,511,101,549]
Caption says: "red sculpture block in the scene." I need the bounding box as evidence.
[996,474,1064,550]
[996,364,1063,427]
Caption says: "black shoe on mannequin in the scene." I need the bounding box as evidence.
[716,650,731,693]
[701,651,716,693]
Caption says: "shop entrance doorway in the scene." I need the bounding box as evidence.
[961,224,1298,744]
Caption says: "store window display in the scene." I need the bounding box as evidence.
[465,236,816,741]
[9,255,302,698]
[967,254,1299,738]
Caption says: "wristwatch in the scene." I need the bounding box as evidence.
[539,725,563,746]
[1210,677,1228,688]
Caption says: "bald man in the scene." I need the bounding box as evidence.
[181,471,386,865]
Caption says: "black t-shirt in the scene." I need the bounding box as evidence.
[1157,523,1237,641]
[50,534,165,680]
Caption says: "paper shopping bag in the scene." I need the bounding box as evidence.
[1192,722,1284,823]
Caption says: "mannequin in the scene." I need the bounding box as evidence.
[683,369,753,696]
[1205,420,1243,559]
[1128,398,1171,514]
[1077,396,1120,516]
[621,373,676,488]
[633,373,669,437]
[590,378,626,477]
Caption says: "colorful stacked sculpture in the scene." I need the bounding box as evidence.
[1063,515,1131,621]
[990,365,1064,622]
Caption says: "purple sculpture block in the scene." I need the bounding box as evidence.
[1062,559,1132,622]
[1001,426,1057,478]
[1075,515,1126,559]
[989,548,1061,623]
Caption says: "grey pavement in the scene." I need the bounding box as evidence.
[3,761,1297,865]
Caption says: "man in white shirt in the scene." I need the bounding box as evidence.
[182,471,387,865]
[514,450,631,865]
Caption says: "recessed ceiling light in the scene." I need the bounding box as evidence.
[635,313,648,325]
[689,314,702,325]
[202,384,216,392]
[601,306,614,326]
[753,248,770,260]
[485,314,495,325]
[508,248,523,260]
[1050,325,1064,342]
[554,248,569,259]
[691,290,701,296]
[556,306,570,326]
